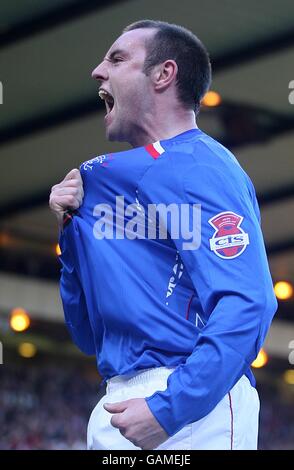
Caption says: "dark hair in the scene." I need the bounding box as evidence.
[123,20,211,114]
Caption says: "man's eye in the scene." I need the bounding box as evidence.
[112,57,123,63]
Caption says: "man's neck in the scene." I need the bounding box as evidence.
[128,108,197,148]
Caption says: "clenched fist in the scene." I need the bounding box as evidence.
[49,168,84,228]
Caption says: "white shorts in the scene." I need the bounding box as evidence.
[87,366,260,450]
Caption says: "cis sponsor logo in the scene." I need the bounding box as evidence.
[209,211,249,259]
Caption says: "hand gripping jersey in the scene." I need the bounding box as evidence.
[59,128,277,436]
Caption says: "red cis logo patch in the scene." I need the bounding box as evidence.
[209,211,249,259]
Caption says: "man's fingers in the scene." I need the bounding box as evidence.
[104,401,129,414]
[49,194,80,211]
[52,186,80,197]
[49,169,83,228]
[63,168,81,181]
[52,181,82,191]
[110,415,124,430]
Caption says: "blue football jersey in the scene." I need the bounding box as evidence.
[59,128,277,436]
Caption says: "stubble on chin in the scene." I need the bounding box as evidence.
[106,120,130,143]
[106,127,119,142]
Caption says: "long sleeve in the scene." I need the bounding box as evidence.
[59,228,96,356]
[144,161,277,436]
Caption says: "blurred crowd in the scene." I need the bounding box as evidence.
[258,388,294,450]
[0,360,293,450]
[0,361,99,450]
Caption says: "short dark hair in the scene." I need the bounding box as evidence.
[123,20,211,114]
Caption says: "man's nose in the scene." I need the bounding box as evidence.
[91,61,108,81]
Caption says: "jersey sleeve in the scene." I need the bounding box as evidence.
[143,161,277,436]
[59,226,96,356]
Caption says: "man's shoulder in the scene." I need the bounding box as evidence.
[79,147,140,172]
[151,132,243,184]
[143,132,253,199]
[164,132,241,170]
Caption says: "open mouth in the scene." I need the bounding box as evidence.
[98,89,115,116]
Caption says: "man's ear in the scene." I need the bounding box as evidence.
[151,60,178,92]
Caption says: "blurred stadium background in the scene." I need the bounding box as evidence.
[0,0,294,450]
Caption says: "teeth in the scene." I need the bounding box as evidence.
[99,89,114,116]
[99,90,108,100]
[99,90,114,103]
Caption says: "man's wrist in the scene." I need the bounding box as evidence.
[145,394,172,437]
[56,212,65,230]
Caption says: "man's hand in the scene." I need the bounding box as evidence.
[104,398,169,450]
[49,168,84,228]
